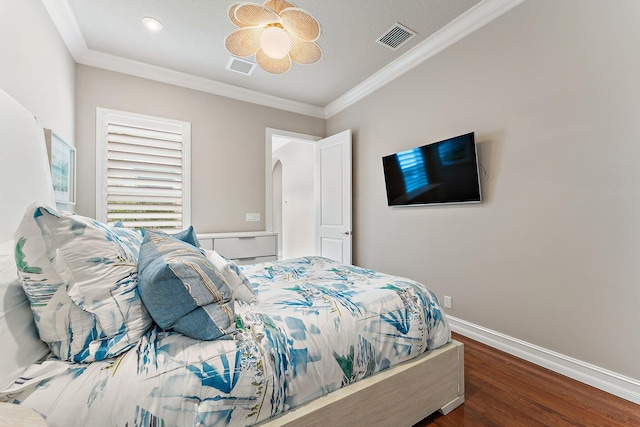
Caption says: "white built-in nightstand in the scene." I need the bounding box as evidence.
[198,231,277,265]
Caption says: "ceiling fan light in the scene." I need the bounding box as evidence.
[225,0,321,73]
[228,3,247,27]
[264,0,295,14]
[256,49,291,73]
[235,3,280,26]
[225,27,262,57]
[260,26,291,59]
[289,39,321,64]
[280,8,320,41]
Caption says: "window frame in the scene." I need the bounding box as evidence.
[95,107,191,230]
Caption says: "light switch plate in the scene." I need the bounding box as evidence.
[246,213,261,222]
[443,295,452,309]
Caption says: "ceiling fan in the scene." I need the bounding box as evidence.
[225,0,322,74]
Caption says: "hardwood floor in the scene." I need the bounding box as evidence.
[415,333,640,426]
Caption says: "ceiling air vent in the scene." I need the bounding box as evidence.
[376,23,417,50]
[226,57,256,76]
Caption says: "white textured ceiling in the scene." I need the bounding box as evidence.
[45,0,523,117]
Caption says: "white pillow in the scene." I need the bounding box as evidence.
[14,204,152,362]
[0,239,49,389]
[205,250,257,302]
[13,207,94,360]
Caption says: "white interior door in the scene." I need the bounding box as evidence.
[315,129,352,264]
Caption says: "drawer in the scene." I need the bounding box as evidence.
[233,255,276,266]
[213,235,276,259]
[199,238,213,250]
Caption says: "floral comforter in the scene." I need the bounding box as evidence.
[3,257,450,426]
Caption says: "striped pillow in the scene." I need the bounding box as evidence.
[137,230,235,340]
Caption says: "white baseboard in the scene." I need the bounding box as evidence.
[447,315,640,405]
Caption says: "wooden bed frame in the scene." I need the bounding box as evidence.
[261,340,465,426]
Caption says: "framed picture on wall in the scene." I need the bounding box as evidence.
[44,128,76,205]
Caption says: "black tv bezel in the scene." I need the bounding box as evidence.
[382,132,482,207]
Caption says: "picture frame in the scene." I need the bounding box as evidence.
[44,129,76,205]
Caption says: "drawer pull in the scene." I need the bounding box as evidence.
[237,256,256,261]
[238,236,256,239]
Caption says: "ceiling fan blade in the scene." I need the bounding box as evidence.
[228,3,250,27]
[225,27,262,57]
[289,38,321,65]
[234,3,281,27]
[263,0,295,14]
[280,8,320,42]
[228,1,255,28]
[256,50,291,74]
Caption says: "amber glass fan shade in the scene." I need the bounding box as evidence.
[225,1,322,74]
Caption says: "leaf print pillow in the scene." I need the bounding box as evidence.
[14,203,152,362]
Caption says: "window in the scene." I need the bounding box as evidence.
[96,108,191,231]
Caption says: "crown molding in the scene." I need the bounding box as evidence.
[76,49,326,118]
[324,0,526,118]
[42,0,325,118]
[41,0,87,58]
[43,0,524,120]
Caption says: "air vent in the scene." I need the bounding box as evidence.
[376,23,417,50]
[226,57,256,76]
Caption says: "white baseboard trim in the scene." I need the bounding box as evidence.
[447,315,640,405]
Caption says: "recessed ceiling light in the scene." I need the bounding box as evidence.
[142,17,163,32]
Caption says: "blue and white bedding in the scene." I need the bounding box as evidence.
[3,256,450,427]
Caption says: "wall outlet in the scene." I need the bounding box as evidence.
[246,213,261,222]
[443,295,452,309]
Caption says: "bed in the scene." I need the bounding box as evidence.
[0,87,464,426]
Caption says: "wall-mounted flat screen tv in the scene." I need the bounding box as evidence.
[382,132,482,207]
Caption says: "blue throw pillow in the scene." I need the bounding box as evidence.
[137,230,235,340]
[137,225,201,248]
[171,226,200,248]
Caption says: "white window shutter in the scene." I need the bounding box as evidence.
[96,108,191,231]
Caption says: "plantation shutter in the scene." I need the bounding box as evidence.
[96,109,191,231]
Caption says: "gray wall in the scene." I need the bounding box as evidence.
[327,0,640,380]
[0,0,75,147]
[75,65,325,232]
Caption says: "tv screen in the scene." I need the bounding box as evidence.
[382,132,481,207]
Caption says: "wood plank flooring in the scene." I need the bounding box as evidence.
[416,333,640,426]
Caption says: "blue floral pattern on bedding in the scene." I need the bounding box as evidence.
[13,204,151,362]
[4,257,450,426]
